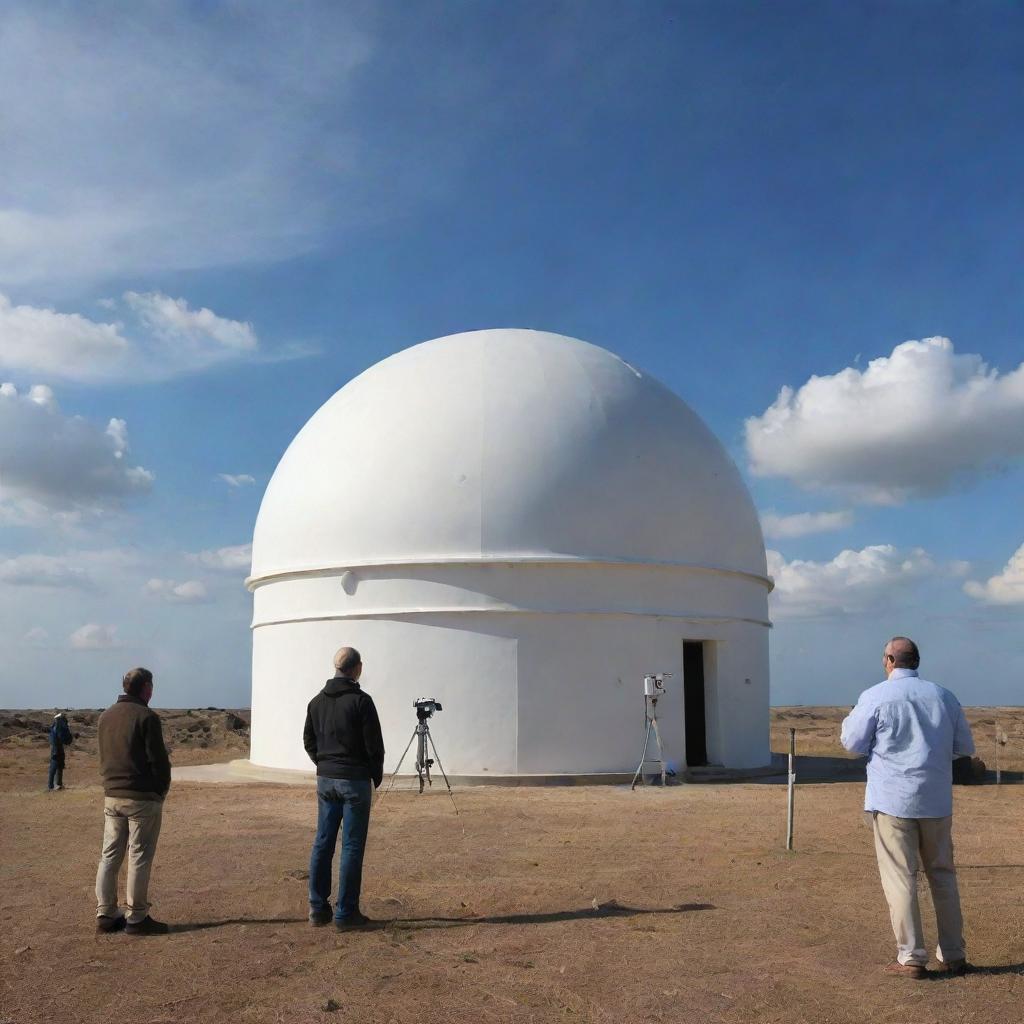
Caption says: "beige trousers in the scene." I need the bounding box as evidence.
[95,797,163,924]
[872,812,965,966]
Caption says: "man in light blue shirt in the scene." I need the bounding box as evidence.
[841,636,974,979]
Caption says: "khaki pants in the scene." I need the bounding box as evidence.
[872,812,965,966]
[95,797,163,924]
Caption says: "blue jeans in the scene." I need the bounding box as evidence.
[48,753,65,789]
[309,777,372,921]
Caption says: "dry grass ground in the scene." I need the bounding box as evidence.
[1,709,1022,1023]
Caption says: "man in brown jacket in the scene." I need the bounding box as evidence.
[95,667,171,935]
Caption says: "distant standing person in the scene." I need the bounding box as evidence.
[841,637,975,978]
[94,667,172,935]
[47,712,74,790]
[304,647,385,930]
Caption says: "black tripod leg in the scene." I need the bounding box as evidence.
[426,730,459,815]
[381,728,418,802]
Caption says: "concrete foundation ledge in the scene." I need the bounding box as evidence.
[170,760,780,787]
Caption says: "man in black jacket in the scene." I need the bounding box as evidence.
[47,712,74,790]
[303,646,385,929]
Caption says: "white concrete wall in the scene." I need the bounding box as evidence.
[251,616,519,775]
[249,563,771,776]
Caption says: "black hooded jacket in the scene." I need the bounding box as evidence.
[303,677,385,787]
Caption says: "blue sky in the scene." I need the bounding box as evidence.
[1,1,1022,709]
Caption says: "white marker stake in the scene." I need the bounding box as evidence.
[786,728,796,851]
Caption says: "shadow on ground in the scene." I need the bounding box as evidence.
[927,963,1024,980]
[392,902,715,929]
[169,903,715,934]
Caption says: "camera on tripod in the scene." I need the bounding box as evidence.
[414,697,442,720]
[643,673,671,697]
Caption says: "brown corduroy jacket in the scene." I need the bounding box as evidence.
[97,695,171,800]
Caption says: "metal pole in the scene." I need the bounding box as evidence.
[786,728,795,851]
[995,721,1001,786]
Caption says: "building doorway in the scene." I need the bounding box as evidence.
[682,641,708,766]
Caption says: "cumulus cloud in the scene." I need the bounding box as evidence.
[0,292,269,383]
[0,295,128,379]
[69,623,119,650]
[0,383,152,519]
[761,510,854,540]
[189,544,252,572]
[125,292,256,351]
[0,5,371,286]
[964,543,1024,605]
[0,554,93,589]
[218,474,256,488]
[23,626,49,647]
[746,338,1024,504]
[767,545,937,618]
[143,578,209,603]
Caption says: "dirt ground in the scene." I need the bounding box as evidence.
[2,708,1023,1024]
[773,706,1024,773]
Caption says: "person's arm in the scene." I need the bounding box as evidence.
[840,698,878,756]
[303,705,318,765]
[952,701,975,757]
[362,698,385,788]
[60,720,73,745]
[145,712,172,797]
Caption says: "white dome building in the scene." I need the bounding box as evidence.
[248,329,772,779]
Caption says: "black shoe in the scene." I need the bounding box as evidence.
[334,912,372,931]
[309,908,333,927]
[125,916,169,935]
[96,915,126,934]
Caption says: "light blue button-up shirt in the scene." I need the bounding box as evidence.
[840,668,975,818]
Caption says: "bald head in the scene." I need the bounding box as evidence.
[884,636,920,671]
[333,647,362,678]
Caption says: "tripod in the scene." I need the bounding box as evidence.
[631,692,668,789]
[382,712,458,812]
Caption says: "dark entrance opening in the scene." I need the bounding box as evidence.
[683,641,708,767]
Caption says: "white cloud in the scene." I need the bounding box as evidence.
[23,626,49,647]
[0,5,371,286]
[189,544,252,572]
[0,292,271,383]
[143,578,209,603]
[964,543,1024,605]
[767,545,937,618]
[0,554,93,589]
[218,474,256,488]
[746,338,1024,504]
[761,510,854,540]
[0,294,129,381]
[0,383,152,519]
[69,623,119,650]
[124,292,257,352]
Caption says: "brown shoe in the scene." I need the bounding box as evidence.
[883,961,927,979]
[936,959,969,976]
[96,914,126,934]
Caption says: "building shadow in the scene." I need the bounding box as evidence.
[757,754,866,784]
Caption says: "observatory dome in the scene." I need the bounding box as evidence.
[251,329,766,580]
[249,330,772,779]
